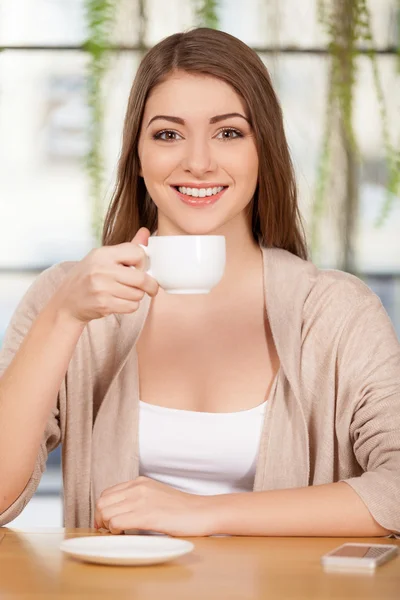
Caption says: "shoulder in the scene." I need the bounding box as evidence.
[266,247,381,313]
[0,261,80,375]
[306,267,381,316]
[304,267,387,354]
[264,248,383,343]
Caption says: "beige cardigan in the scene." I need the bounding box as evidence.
[1,247,400,533]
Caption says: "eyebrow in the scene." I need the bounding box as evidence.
[146,112,250,129]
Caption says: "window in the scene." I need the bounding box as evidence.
[1,0,399,527]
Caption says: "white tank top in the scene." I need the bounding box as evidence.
[138,399,268,495]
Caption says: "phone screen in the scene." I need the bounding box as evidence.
[329,545,392,559]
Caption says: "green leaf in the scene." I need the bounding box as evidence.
[194,0,220,29]
[83,0,117,244]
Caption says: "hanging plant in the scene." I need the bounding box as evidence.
[138,0,148,56]
[193,0,220,28]
[313,0,400,257]
[83,0,117,245]
[354,0,399,226]
[398,0,400,73]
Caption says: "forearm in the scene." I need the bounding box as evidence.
[206,481,391,537]
[0,298,85,512]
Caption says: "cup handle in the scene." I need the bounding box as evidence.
[137,243,153,278]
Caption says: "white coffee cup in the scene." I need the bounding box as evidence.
[137,235,226,294]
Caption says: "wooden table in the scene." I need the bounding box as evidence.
[0,528,399,599]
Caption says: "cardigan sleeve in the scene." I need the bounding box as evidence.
[0,265,66,526]
[338,293,400,535]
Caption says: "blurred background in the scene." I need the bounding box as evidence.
[1,0,399,527]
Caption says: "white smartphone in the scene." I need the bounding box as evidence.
[321,543,398,572]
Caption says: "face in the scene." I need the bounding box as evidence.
[137,71,259,236]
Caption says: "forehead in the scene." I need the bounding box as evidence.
[143,72,247,119]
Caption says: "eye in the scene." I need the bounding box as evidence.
[152,127,244,142]
[152,130,182,142]
[216,127,244,141]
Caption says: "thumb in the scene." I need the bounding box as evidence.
[131,227,151,247]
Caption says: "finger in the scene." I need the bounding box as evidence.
[110,281,146,303]
[97,500,131,531]
[99,481,134,499]
[99,477,149,500]
[131,227,151,246]
[108,510,144,535]
[97,490,130,512]
[107,243,147,269]
[107,298,141,315]
[112,265,159,297]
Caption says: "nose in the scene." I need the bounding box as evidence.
[180,137,217,177]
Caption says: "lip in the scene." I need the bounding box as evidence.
[170,183,228,189]
[171,185,228,207]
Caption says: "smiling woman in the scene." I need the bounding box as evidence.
[102,27,307,259]
[0,27,399,539]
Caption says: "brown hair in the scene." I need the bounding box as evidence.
[102,27,308,260]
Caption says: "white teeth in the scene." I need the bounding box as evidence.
[177,186,225,197]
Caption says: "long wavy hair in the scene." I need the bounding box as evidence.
[102,27,308,260]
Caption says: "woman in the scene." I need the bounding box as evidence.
[0,28,399,537]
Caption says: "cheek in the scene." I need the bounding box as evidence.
[141,144,176,178]
[242,144,259,171]
[232,151,259,186]
[221,141,258,176]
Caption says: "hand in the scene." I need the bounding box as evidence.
[49,227,159,324]
[94,476,214,537]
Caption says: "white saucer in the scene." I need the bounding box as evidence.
[60,535,195,566]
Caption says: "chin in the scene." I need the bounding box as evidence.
[159,205,239,236]
[173,220,226,236]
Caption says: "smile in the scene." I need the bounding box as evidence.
[170,185,228,207]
